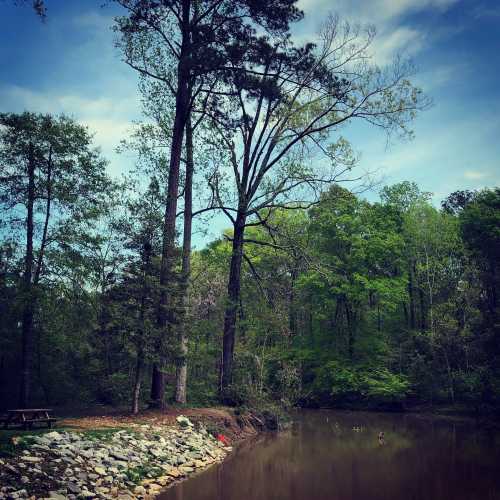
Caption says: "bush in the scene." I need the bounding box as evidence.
[95,372,131,405]
[308,361,409,406]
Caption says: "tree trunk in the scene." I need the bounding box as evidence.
[150,3,192,408]
[345,301,354,360]
[220,209,247,397]
[408,259,416,329]
[175,116,194,404]
[132,348,144,415]
[20,144,35,408]
[419,287,426,332]
[424,247,434,335]
[132,241,152,414]
[33,146,52,286]
[443,348,455,404]
[289,266,298,337]
[150,364,165,407]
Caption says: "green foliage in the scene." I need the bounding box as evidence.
[123,464,163,484]
[83,428,127,442]
[0,146,497,413]
[460,188,500,263]
[310,362,409,405]
[0,432,37,458]
[0,429,71,458]
[359,368,410,400]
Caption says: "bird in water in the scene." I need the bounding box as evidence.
[352,426,362,432]
[378,431,385,445]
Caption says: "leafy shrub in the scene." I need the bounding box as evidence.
[96,372,131,405]
[310,361,409,406]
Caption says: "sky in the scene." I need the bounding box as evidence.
[1,0,499,244]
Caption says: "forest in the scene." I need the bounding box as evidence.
[0,0,499,418]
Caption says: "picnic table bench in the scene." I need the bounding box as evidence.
[1,409,57,430]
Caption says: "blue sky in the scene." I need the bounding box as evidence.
[1,0,499,243]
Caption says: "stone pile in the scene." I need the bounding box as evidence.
[0,416,230,500]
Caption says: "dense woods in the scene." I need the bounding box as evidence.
[1,147,498,411]
[1,0,498,416]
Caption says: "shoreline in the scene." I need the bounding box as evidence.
[0,408,262,500]
[3,405,494,498]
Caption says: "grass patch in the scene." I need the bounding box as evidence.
[0,425,135,457]
[81,427,128,442]
[0,427,73,458]
[124,464,164,484]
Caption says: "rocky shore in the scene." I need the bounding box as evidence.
[0,416,232,500]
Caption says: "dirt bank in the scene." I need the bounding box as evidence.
[0,407,264,499]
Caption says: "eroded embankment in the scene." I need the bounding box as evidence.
[0,408,261,500]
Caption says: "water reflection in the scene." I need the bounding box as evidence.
[159,410,500,500]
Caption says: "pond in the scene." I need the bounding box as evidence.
[158,410,500,500]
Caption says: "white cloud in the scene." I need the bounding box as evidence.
[294,0,461,68]
[473,4,500,19]
[74,11,116,31]
[297,0,459,25]
[375,0,458,20]
[0,84,140,176]
[370,26,425,65]
[464,170,488,180]
[341,99,500,205]
[414,63,465,90]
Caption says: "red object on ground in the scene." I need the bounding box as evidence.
[217,433,230,445]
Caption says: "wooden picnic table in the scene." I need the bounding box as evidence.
[2,408,57,430]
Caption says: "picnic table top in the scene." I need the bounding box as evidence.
[7,408,53,413]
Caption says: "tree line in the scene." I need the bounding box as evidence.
[3,0,498,412]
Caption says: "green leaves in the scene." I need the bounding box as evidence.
[460,188,500,264]
[312,362,409,402]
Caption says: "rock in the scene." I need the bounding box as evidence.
[176,415,193,428]
[31,444,50,452]
[0,413,236,500]
[151,482,163,489]
[11,490,27,498]
[48,493,66,500]
[44,432,64,441]
[4,464,20,476]
[149,449,164,459]
[66,482,81,495]
[166,467,183,478]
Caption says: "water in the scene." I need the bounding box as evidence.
[159,410,500,500]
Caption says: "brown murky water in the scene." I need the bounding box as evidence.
[159,410,500,500]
